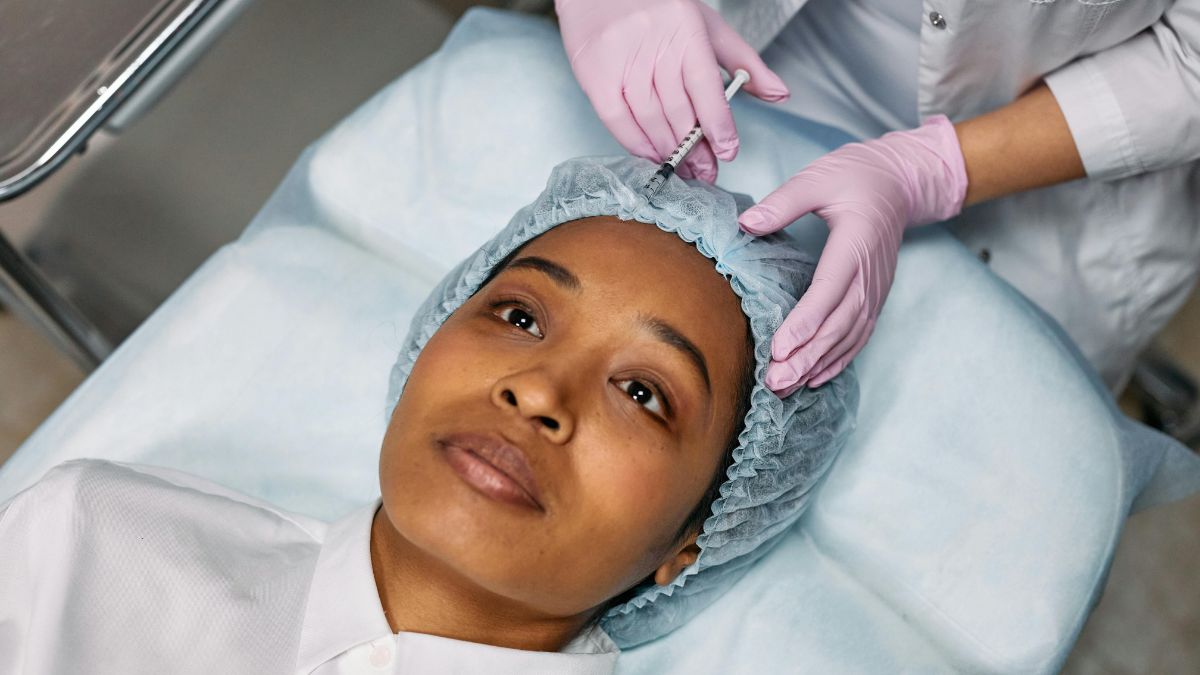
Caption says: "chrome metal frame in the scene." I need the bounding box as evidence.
[0,0,225,201]
[0,0,240,369]
[0,234,112,369]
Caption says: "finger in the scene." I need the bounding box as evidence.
[774,285,865,378]
[681,141,718,183]
[804,308,870,383]
[808,318,875,387]
[775,381,807,398]
[625,49,682,162]
[698,3,790,102]
[765,356,823,397]
[769,240,858,361]
[586,81,659,160]
[808,322,873,388]
[656,56,698,144]
[738,166,826,235]
[681,42,739,162]
[765,358,805,395]
[656,65,718,183]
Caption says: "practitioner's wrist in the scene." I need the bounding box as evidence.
[888,114,969,226]
[953,82,1085,207]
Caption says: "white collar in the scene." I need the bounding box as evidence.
[295,499,619,673]
[296,499,393,672]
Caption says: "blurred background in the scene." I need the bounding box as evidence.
[0,0,1195,671]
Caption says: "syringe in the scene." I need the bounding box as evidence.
[640,68,750,199]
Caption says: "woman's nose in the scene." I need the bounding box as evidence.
[490,371,575,443]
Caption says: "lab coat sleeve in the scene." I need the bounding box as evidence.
[1044,0,1200,181]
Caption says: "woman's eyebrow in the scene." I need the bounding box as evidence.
[639,316,711,394]
[506,256,581,292]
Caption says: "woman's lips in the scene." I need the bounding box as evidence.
[438,432,544,511]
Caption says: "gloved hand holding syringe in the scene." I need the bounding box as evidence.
[559,0,970,398]
[641,69,750,199]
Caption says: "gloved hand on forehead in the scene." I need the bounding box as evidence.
[555,0,790,184]
[739,115,969,396]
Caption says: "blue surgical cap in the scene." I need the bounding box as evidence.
[385,156,858,648]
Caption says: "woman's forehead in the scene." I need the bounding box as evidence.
[519,217,738,312]
[524,217,725,286]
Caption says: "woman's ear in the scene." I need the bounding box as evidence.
[653,532,701,586]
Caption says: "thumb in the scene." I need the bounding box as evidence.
[738,171,823,235]
[698,2,790,102]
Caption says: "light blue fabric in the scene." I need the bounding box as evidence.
[382,156,858,647]
[3,7,1198,673]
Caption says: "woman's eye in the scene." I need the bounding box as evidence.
[498,306,542,337]
[619,379,665,416]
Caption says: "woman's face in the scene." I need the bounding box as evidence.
[378,216,750,620]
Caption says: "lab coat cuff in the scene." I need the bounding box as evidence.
[1044,57,1143,182]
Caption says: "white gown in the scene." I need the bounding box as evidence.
[0,460,619,675]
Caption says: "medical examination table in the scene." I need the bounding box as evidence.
[3,9,1198,673]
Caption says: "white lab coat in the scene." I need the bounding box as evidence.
[0,460,619,675]
[706,0,1200,388]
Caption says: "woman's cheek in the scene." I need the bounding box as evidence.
[586,440,689,547]
[415,323,475,372]
[413,323,500,392]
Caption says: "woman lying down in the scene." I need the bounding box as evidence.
[0,157,856,673]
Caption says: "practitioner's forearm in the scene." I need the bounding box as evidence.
[954,83,1086,207]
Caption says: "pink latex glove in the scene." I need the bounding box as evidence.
[738,115,969,395]
[555,0,790,183]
